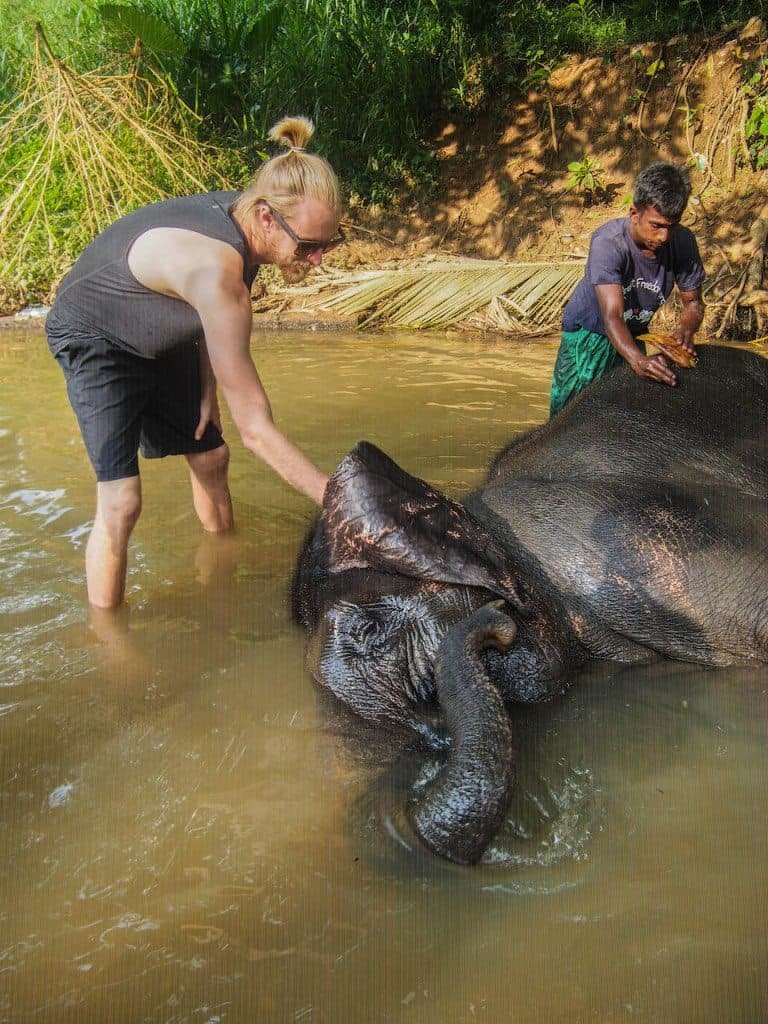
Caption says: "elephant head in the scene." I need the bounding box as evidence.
[291,348,768,863]
[292,442,578,864]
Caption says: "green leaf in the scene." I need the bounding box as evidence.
[646,58,665,76]
[242,5,283,58]
[98,4,187,57]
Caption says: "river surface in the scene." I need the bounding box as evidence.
[0,326,765,1023]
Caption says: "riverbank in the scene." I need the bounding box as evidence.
[273,18,768,340]
[4,18,767,340]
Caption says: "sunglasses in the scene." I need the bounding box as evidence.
[265,203,345,259]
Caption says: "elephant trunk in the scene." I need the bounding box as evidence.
[408,602,517,865]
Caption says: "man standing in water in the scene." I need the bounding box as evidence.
[46,116,344,609]
[549,161,705,416]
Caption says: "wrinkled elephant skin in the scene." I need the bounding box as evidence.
[291,346,768,864]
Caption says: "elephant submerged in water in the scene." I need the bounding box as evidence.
[291,346,768,865]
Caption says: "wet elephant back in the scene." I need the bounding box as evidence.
[487,346,768,501]
[472,474,767,665]
[470,344,768,666]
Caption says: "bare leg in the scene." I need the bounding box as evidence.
[193,530,241,586]
[88,602,131,643]
[186,444,234,533]
[86,476,142,608]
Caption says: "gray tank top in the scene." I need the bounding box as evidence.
[46,191,258,358]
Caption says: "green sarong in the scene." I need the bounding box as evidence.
[549,327,622,417]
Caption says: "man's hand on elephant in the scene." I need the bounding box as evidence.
[630,352,677,387]
[672,327,696,356]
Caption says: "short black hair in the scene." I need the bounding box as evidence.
[633,162,691,219]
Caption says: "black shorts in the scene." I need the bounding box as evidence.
[49,334,225,482]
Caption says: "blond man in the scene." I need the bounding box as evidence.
[46,117,344,608]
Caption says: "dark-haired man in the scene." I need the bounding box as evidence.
[549,161,706,416]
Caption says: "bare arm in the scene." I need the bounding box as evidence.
[595,282,677,387]
[193,269,328,503]
[128,228,328,504]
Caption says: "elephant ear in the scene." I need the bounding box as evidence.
[321,441,528,611]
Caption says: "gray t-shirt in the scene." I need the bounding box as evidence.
[562,216,705,337]
[46,191,257,359]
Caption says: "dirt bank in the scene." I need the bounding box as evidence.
[311,18,768,340]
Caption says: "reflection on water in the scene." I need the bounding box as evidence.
[0,326,766,1023]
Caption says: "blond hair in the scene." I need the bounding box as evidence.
[233,116,342,223]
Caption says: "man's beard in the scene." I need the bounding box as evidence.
[279,261,312,285]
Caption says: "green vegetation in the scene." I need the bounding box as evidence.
[744,57,768,169]
[566,155,605,198]
[0,0,766,305]
[0,23,231,306]
[97,0,283,135]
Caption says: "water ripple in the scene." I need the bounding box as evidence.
[3,487,71,526]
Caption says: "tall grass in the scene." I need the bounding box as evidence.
[263,0,461,200]
[98,0,283,136]
[0,23,231,307]
[91,0,471,199]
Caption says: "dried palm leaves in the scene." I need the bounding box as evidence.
[0,24,229,295]
[274,257,585,335]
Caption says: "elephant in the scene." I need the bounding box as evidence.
[291,345,768,865]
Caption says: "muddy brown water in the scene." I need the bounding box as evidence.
[0,326,765,1023]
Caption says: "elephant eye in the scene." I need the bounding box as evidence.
[331,604,386,654]
[349,615,382,648]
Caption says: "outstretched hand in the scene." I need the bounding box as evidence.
[630,352,677,387]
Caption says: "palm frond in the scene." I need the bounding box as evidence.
[273,257,585,334]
